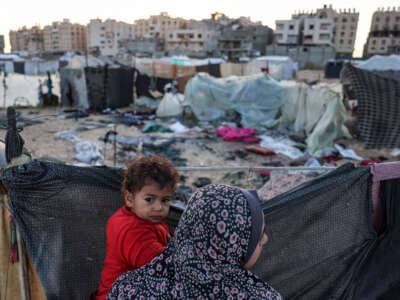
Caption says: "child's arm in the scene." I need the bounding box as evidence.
[119,226,167,269]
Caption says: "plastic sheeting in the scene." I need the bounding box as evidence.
[357,55,400,71]
[156,93,184,117]
[24,60,59,75]
[255,56,298,80]
[279,81,350,154]
[0,73,60,107]
[60,68,89,108]
[184,73,284,128]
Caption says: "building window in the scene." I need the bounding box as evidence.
[340,39,343,44]
[169,34,173,38]
[289,24,294,30]
[348,39,352,45]
[350,32,353,37]
[342,17,347,23]
[334,17,338,22]
[198,33,202,38]
[386,16,390,23]
[341,32,345,36]
[352,17,356,22]
[372,39,376,45]
[382,40,386,45]
[309,24,314,30]
[376,17,380,22]
[396,16,400,22]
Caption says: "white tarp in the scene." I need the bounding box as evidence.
[24,60,59,75]
[184,73,284,128]
[255,56,298,80]
[357,55,400,71]
[0,73,60,107]
[279,81,350,154]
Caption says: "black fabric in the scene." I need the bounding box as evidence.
[342,64,400,149]
[85,67,134,111]
[324,61,344,79]
[60,68,85,107]
[4,160,400,300]
[13,61,25,74]
[107,67,134,109]
[135,72,154,99]
[251,163,375,299]
[154,77,173,94]
[352,178,400,300]
[209,63,221,78]
[2,160,125,300]
[1,160,182,300]
[85,67,108,111]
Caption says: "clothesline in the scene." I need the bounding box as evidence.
[176,166,335,173]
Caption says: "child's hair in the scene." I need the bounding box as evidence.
[122,155,179,196]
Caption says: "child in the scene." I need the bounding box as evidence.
[93,155,179,300]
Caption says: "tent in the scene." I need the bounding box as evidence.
[255,56,298,80]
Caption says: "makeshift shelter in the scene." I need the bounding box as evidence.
[255,56,298,80]
[184,73,284,129]
[279,81,350,154]
[184,73,348,154]
[342,63,400,149]
[60,55,134,110]
[0,73,60,107]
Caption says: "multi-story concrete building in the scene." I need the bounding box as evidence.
[165,28,218,57]
[88,19,134,56]
[134,12,187,40]
[219,25,274,60]
[9,26,44,52]
[119,37,164,57]
[0,35,4,54]
[364,7,400,56]
[43,19,87,52]
[275,5,359,57]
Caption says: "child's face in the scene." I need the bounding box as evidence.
[125,180,173,224]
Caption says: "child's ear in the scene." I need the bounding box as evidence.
[124,191,134,207]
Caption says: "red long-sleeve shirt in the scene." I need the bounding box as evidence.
[93,205,169,300]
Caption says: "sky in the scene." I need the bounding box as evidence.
[1,0,398,57]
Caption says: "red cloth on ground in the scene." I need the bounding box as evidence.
[360,159,381,166]
[217,127,261,143]
[244,145,276,156]
[93,205,169,300]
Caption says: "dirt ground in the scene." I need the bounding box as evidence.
[2,70,399,191]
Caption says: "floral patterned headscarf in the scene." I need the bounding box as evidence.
[107,184,282,300]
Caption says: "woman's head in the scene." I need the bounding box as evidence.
[174,184,267,268]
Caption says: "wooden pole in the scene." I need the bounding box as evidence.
[16,229,30,300]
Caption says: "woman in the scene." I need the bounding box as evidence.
[107,184,282,299]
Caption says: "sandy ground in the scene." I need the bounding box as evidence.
[2,70,399,190]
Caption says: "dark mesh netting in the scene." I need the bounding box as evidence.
[342,64,400,149]
[251,163,375,299]
[2,160,124,300]
[352,178,400,300]
[3,160,398,299]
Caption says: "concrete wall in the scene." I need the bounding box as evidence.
[266,45,335,69]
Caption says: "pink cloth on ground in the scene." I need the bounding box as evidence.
[217,127,261,143]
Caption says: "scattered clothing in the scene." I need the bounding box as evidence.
[244,145,276,156]
[217,127,261,143]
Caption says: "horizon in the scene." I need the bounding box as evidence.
[1,0,398,57]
